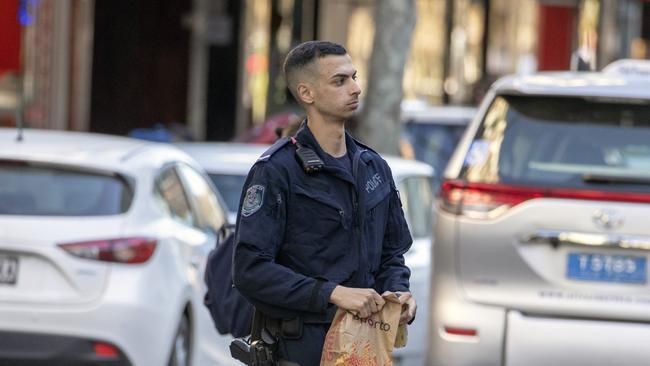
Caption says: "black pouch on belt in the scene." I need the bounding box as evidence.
[279,317,303,340]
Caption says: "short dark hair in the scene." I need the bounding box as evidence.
[283,41,347,99]
[284,41,347,72]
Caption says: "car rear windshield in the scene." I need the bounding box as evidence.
[402,121,467,179]
[459,95,650,192]
[0,162,133,216]
[208,173,247,213]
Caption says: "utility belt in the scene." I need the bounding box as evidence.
[230,307,337,366]
[265,305,337,339]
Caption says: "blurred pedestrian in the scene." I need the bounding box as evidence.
[233,40,416,365]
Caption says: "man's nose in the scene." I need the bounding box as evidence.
[351,79,361,96]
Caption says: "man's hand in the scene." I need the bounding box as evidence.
[384,291,417,325]
[330,285,385,318]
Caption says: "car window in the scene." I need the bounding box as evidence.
[0,162,132,216]
[402,121,468,178]
[207,173,248,213]
[460,95,650,192]
[177,164,227,233]
[397,176,433,239]
[155,166,197,227]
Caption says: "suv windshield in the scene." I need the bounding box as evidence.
[0,162,133,216]
[460,95,650,192]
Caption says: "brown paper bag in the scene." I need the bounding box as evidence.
[320,292,403,366]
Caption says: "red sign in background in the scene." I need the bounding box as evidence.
[0,0,21,76]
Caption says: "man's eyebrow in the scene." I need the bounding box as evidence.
[330,70,357,79]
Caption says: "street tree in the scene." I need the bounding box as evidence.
[357,0,416,155]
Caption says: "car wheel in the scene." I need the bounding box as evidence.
[168,314,191,366]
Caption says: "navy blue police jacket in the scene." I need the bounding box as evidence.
[233,123,412,322]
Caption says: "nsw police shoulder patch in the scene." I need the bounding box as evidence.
[241,185,265,217]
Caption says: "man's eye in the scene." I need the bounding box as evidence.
[352,75,358,81]
[334,78,344,86]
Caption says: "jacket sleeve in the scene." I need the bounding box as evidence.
[233,162,337,316]
[375,177,413,293]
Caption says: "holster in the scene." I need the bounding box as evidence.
[263,316,303,340]
[230,308,303,366]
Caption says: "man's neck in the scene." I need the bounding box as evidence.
[306,115,347,158]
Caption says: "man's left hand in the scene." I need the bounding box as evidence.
[384,291,417,325]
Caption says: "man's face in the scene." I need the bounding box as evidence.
[309,54,361,122]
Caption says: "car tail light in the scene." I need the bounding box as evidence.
[58,237,157,264]
[439,180,543,219]
[440,179,650,219]
[93,342,119,358]
[443,326,478,337]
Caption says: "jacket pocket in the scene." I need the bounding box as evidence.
[292,184,349,230]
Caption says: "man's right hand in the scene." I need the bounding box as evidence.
[329,285,385,318]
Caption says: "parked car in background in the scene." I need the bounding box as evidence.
[176,142,269,223]
[179,141,434,366]
[385,157,434,366]
[0,128,238,366]
[429,60,650,366]
[400,101,476,192]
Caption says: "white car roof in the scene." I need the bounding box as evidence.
[175,142,269,176]
[0,128,190,174]
[177,142,434,179]
[401,103,476,125]
[492,71,650,99]
[385,156,434,180]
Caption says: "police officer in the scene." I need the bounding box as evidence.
[233,40,416,365]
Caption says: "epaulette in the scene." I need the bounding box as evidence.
[256,137,291,162]
[351,137,378,163]
[351,137,378,155]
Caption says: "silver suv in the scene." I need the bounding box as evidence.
[428,60,650,366]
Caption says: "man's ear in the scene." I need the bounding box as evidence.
[296,83,314,105]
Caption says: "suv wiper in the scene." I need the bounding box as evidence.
[582,173,650,185]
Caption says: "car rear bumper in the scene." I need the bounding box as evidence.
[0,299,177,366]
[0,330,131,365]
[506,311,650,366]
[428,293,505,366]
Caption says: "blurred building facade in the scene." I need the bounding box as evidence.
[1,0,650,139]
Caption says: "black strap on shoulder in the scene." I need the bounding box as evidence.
[257,137,292,162]
[290,137,324,174]
[351,136,378,155]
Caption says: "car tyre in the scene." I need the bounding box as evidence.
[168,314,191,366]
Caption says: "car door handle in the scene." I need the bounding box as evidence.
[521,229,650,251]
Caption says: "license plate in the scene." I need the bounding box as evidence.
[0,255,18,285]
[567,252,647,284]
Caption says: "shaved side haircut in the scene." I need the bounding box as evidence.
[283,41,347,101]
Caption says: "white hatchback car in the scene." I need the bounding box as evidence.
[429,60,650,366]
[178,142,434,366]
[0,128,238,366]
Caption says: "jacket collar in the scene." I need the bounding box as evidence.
[294,120,362,184]
[295,119,358,155]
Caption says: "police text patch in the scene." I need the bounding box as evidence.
[242,185,265,217]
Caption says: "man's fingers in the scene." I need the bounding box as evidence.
[368,299,378,314]
[408,299,417,318]
[398,292,412,304]
[373,292,385,308]
[360,305,371,318]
